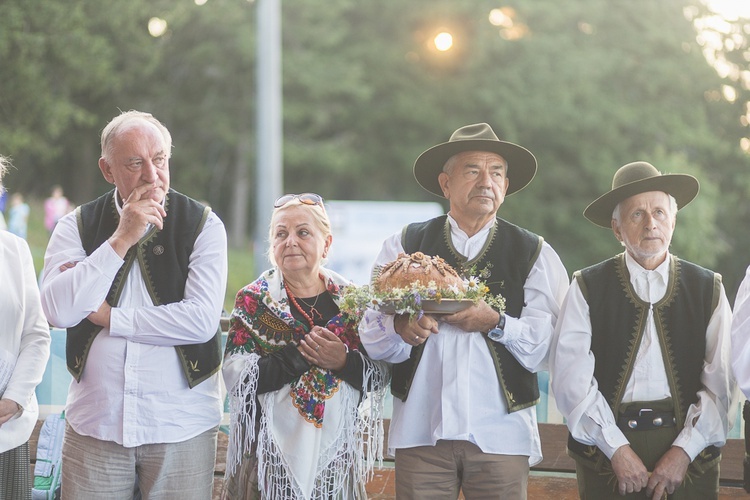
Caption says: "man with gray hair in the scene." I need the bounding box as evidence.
[360,123,568,499]
[41,110,227,499]
[551,161,737,499]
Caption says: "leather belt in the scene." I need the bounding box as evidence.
[617,408,676,432]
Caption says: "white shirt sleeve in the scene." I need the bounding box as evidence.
[550,279,630,459]
[673,283,737,460]
[494,241,569,373]
[732,266,750,400]
[359,232,412,363]
[40,211,123,327]
[41,210,228,346]
[3,237,51,410]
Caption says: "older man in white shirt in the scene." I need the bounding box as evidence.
[360,123,568,499]
[551,161,737,500]
[40,110,227,499]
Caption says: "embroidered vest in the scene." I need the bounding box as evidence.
[393,215,543,412]
[567,253,722,472]
[66,189,223,388]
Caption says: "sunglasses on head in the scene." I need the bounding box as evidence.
[273,193,324,208]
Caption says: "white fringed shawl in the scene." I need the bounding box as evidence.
[223,267,390,499]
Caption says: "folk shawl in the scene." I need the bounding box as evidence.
[223,267,389,500]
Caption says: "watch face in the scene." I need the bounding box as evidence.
[488,327,505,341]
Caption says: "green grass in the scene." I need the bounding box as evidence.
[20,197,254,313]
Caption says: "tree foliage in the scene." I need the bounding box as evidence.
[1,0,749,295]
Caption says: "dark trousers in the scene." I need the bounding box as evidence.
[575,400,719,500]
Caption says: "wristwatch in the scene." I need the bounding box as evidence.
[487,311,506,341]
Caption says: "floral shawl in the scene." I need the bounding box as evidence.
[223,267,390,500]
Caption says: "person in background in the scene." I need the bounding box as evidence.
[40,110,228,499]
[360,123,569,499]
[0,155,51,500]
[551,161,737,499]
[222,193,390,499]
[8,192,30,240]
[43,185,71,234]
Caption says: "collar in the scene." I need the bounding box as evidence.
[624,251,670,285]
[446,213,495,240]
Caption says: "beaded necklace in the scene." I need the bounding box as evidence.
[284,274,325,329]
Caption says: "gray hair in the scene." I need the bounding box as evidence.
[100,110,172,163]
[612,193,678,223]
[267,199,332,267]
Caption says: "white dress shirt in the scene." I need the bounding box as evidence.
[359,215,568,464]
[731,265,750,400]
[551,252,736,461]
[0,231,51,453]
[40,192,228,447]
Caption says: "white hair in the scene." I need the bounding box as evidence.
[100,110,172,163]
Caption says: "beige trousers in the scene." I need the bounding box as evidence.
[395,439,529,499]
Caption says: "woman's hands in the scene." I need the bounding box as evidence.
[0,398,22,426]
[298,326,348,371]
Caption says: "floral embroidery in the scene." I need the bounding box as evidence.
[224,272,363,425]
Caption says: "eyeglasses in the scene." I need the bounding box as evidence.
[274,193,324,208]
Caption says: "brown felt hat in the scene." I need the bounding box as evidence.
[413,123,537,198]
[584,161,699,228]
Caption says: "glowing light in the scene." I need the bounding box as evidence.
[722,84,737,102]
[706,0,750,20]
[434,32,454,52]
[489,8,514,28]
[195,0,207,5]
[148,17,168,37]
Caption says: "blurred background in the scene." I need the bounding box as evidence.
[1,0,750,309]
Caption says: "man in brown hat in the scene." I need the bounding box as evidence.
[550,161,737,499]
[360,123,568,499]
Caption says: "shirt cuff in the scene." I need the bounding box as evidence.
[672,428,707,461]
[598,423,630,459]
[490,315,517,344]
[109,307,135,339]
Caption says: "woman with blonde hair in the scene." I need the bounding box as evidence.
[223,193,389,499]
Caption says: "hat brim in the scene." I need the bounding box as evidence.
[413,139,537,198]
[583,174,699,228]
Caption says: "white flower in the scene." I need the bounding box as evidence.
[465,277,480,291]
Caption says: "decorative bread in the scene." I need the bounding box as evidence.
[374,252,465,292]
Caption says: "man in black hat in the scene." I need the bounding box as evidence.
[360,123,568,499]
[550,161,737,499]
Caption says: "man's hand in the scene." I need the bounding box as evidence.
[88,301,112,329]
[109,183,167,257]
[394,313,439,347]
[441,300,499,334]
[611,445,649,496]
[646,447,690,499]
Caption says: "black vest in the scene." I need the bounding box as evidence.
[393,215,543,412]
[66,189,223,388]
[567,253,722,471]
